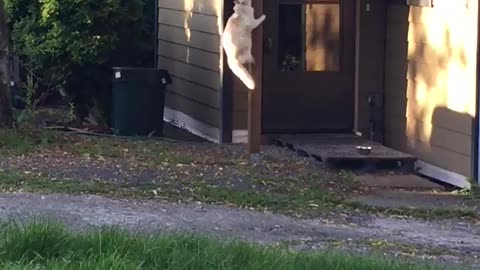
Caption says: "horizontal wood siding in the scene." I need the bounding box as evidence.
[384,1,478,177]
[232,77,248,130]
[157,0,223,129]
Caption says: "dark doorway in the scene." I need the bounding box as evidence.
[262,0,356,133]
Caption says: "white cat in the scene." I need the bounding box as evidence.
[222,0,265,90]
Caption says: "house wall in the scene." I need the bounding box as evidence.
[157,0,223,142]
[356,0,387,141]
[231,73,248,142]
[384,0,478,179]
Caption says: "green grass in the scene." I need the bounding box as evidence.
[0,128,195,165]
[0,169,476,220]
[0,170,337,213]
[0,221,446,270]
[0,128,476,220]
[49,135,199,166]
[0,128,57,155]
[343,201,478,220]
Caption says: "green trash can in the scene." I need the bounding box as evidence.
[112,67,171,136]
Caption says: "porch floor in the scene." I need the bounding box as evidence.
[272,134,417,173]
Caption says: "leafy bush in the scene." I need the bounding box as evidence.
[5,0,154,123]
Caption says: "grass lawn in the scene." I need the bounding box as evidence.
[0,128,357,216]
[0,128,477,220]
[0,222,445,270]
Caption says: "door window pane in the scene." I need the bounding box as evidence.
[278,1,341,72]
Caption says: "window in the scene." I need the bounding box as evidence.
[278,1,341,72]
[406,0,433,7]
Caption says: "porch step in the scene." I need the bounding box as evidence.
[272,134,417,173]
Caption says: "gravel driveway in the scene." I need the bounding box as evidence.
[1,192,479,269]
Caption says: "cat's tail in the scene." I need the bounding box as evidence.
[227,59,255,90]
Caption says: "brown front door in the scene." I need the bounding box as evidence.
[262,0,355,133]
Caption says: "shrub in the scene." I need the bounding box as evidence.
[5,0,154,123]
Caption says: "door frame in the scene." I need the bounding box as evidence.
[254,0,362,135]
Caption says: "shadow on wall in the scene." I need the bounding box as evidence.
[384,2,477,178]
[431,107,473,176]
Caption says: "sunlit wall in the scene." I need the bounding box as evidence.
[385,0,478,177]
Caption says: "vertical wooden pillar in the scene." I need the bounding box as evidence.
[248,0,263,157]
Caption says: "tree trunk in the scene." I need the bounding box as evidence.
[0,0,13,128]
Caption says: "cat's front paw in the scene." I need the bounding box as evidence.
[259,14,266,21]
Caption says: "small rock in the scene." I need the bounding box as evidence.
[439,255,460,262]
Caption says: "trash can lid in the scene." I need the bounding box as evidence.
[112,67,172,85]
[112,66,161,71]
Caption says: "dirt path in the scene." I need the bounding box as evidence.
[0,192,478,269]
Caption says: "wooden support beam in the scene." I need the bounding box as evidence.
[248,0,263,158]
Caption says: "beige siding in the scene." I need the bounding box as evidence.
[157,0,223,129]
[232,77,248,130]
[384,1,478,177]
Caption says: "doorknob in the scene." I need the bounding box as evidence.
[264,37,273,52]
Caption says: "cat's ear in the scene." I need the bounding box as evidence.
[233,0,240,4]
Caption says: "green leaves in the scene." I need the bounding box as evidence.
[6,0,153,119]
[39,0,60,23]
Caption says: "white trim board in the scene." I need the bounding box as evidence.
[415,160,471,189]
[163,106,220,143]
[232,130,248,144]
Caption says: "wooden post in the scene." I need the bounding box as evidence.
[248,0,263,162]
